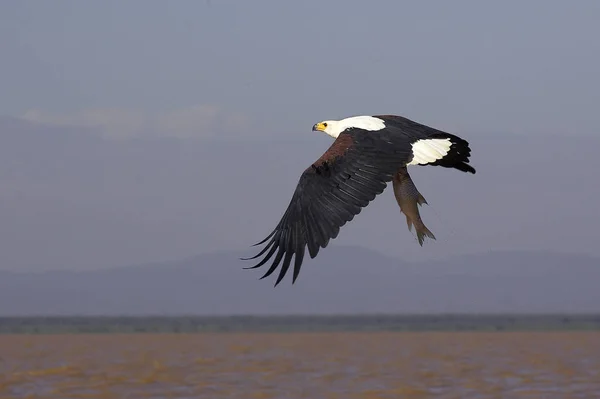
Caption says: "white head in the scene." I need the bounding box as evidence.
[312,120,340,138]
[312,115,386,138]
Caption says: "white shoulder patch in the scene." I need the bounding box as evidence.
[407,138,452,166]
[340,115,386,131]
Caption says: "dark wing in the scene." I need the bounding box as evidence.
[243,129,413,286]
[376,115,476,174]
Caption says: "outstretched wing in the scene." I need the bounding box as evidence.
[243,129,413,286]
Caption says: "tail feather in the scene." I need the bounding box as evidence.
[373,114,476,174]
[428,132,476,174]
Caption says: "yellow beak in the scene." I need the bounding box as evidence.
[312,122,326,132]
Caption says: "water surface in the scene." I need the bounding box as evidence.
[1,332,598,398]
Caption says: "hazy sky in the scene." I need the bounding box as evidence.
[3,1,600,137]
[1,1,599,272]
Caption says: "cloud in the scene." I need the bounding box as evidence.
[19,105,251,139]
[155,105,219,138]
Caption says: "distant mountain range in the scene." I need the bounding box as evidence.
[1,246,599,316]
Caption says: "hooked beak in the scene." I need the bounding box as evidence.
[312,122,326,132]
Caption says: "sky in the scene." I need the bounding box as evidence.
[1,1,600,273]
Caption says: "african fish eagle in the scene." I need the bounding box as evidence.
[243,114,476,286]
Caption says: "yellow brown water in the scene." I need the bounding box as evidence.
[1,332,599,398]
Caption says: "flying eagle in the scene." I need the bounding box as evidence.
[243,114,475,286]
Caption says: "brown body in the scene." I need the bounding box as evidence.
[392,167,436,246]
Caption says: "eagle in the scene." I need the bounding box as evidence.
[243,114,476,286]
